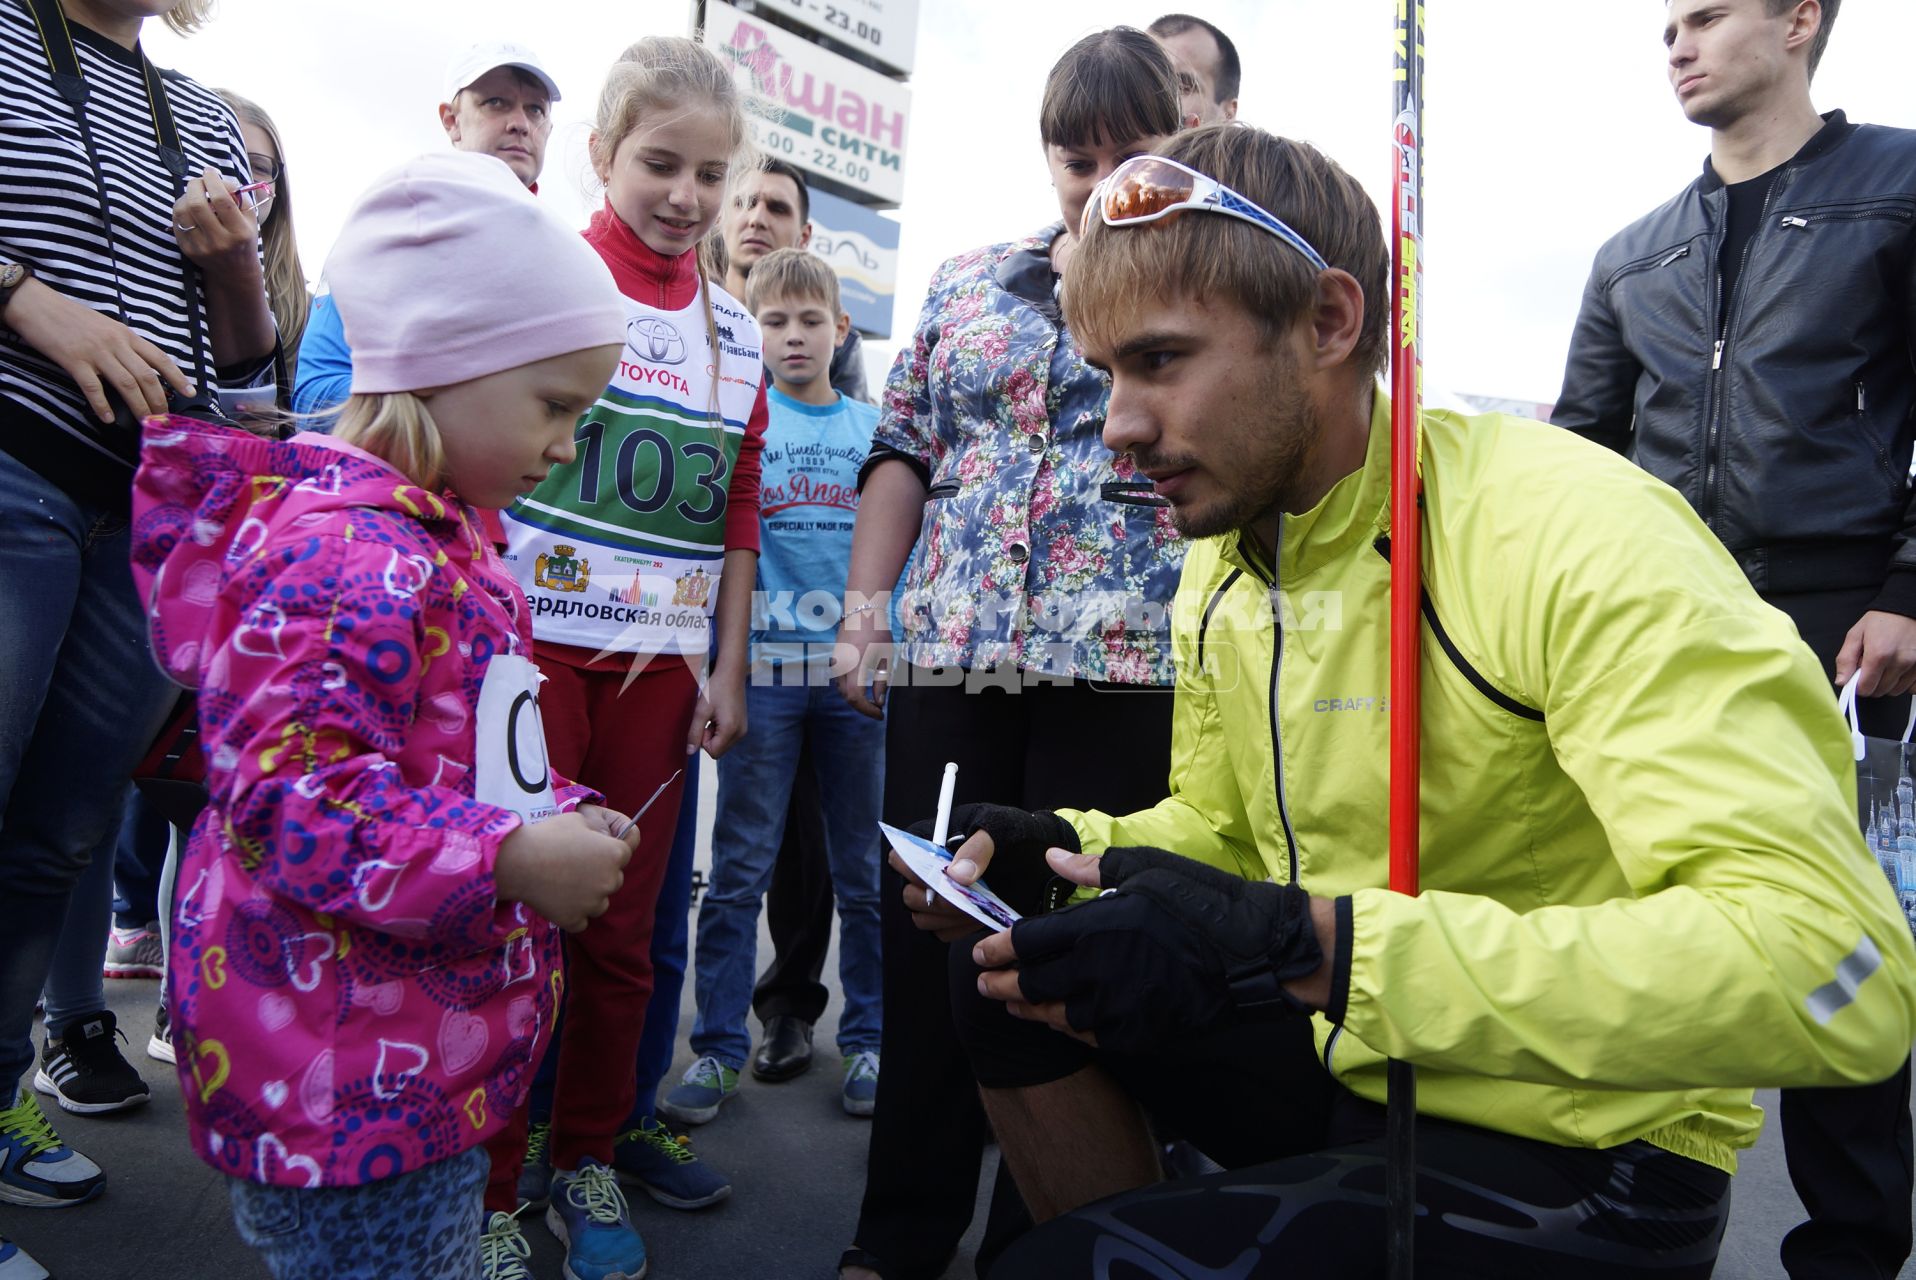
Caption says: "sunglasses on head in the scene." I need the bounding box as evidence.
[1084,154,1331,274]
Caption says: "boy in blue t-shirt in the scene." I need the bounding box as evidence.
[664,250,885,1123]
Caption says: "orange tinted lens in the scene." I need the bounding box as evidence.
[1102,157,1197,223]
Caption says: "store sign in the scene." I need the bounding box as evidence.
[703,0,911,206]
[807,187,898,338]
[755,0,919,75]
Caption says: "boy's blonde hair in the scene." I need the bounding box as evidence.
[332,392,448,493]
[745,248,841,318]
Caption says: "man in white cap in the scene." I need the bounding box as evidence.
[293,40,563,419]
[436,40,561,189]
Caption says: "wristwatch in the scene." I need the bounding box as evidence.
[0,261,29,320]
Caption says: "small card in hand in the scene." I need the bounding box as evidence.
[879,822,1023,932]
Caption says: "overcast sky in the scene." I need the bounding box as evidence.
[149,1,1916,404]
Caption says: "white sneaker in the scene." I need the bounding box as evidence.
[841,1051,880,1117]
[0,1234,49,1280]
[147,997,176,1065]
[103,924,164,979]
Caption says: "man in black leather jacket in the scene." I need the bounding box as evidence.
[1555,3,1915,1276]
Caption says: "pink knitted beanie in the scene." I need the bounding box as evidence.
[328,151,624,394]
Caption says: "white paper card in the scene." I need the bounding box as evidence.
[474,654,557,824]
[878,822,1023,932]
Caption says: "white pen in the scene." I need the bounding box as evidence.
[612,768,683,840]
[930,761,959,849]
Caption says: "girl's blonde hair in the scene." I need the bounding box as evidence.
[332,392,447,493]
[162,0,213,37]
[328,44,755,501]
[216,90,310,371]
[596,36,749,166]
[594,37,758,424]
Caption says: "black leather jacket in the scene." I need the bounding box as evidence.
[1554,112,1916,613]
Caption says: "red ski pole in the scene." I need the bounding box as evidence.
[1387,1,1426,1276]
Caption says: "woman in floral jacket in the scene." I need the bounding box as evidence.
[835,27,1187,1280]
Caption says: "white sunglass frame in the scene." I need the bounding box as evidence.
[1092,155,1332,274]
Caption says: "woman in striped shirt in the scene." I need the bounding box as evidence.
[0,3,275,1273]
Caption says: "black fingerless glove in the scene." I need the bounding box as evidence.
[1007,845,1320,1053]
[906,802,1080,917]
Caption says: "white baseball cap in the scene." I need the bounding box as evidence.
[442,40,562,104]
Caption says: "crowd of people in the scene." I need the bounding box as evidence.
[0,1,1913,1278]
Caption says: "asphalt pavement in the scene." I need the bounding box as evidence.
[3,771,1911,1279]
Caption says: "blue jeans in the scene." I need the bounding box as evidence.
[112,789,169,929]
[0,450,174,1099]
[690,675,883,1069]
[40,817,115,1035]
[526,750,701,1129]
[228,1145,488,1279]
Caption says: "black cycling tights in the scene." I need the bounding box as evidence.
[989,1119,1730,1280]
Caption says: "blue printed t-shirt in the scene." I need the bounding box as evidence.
[753,386,880,653]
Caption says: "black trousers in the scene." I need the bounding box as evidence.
[944,962,1730,1280]
[992,1110,1728,1279]
[1766,585,1916,1280]
[848,667,1175,1279]
[751,746,835,1028]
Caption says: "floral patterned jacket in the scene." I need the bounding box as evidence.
[867,224,1185,684]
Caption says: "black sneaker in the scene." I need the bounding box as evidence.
[34,1011,150,1115]
[147,997,175,1065]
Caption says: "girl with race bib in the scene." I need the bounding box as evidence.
[489,36,768,1280]
[128,151,636,1280]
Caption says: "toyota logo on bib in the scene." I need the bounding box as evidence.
[627,316,687,366]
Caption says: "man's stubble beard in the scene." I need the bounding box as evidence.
[1167,355,1322,541]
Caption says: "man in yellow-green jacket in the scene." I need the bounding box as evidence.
[887,123,1916,1278]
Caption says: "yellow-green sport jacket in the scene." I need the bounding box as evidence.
[1061,394,1916,1175]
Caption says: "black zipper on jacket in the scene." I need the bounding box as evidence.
[1703,172,1788,534]
[1779,198,1915,228]
[1264,523,1301,888]
[1372,535,1545,721]
[1195,568,1243,673]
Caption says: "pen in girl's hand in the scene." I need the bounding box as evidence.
[611,768,684,841]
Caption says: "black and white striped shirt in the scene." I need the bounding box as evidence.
[0,3,256,505]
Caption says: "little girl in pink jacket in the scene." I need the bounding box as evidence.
[129,152,635,1279]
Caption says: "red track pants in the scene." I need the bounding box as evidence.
[484,653,699,1209]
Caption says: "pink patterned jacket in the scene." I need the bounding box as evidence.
[131,418,586,1188]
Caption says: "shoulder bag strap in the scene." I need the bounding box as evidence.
[20,0,211,391]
